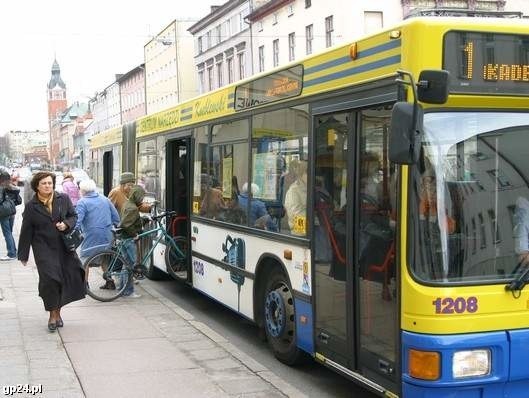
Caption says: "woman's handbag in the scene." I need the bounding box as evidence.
[61,229,84,252]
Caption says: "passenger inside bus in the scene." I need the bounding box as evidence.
[199,174,226,219]
[238,182,276,231]
[284,159,308,235]
[358,152,395,298]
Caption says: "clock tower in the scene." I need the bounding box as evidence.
[47,59,67,167]
[47,59,67,123]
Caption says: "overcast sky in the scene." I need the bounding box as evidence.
[0,0,215,135]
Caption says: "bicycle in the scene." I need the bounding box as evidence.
[84,210,188,302]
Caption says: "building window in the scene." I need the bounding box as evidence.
[207,66,214,91]
[198,69,205,93]
[198,37,203,54]
[216,61,223,87]
[305,24,313,55]
[206,31,212,49]
[215,25,222,44]
[225,20,231,38]
[325,15,334,48]
[258,45,265,72]
[364,11,383,34]
[305,0,311,8]
[258,21,263,32]
[237,52,245,80]
[273,39,279,67]
[288,32,295,61]
[287,5,294,16]
[227,57,234,83]
[238,13,244,31]
[272,13,278,25]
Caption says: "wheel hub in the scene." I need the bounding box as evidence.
[265,288,287,338]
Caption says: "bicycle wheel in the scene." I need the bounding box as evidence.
[84,250,132,302]
[165,236,188,281]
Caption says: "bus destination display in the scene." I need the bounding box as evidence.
[235,65,303,111]
[443,31,529,95]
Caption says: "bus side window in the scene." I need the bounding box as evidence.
[284,159,308,236]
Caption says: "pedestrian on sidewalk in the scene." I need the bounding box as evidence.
[75,179,120,289]
[18,171,85,332]
[62,172,80,207]
[117,185,146,298]
[108,172,151,214]
[0,171,21,260]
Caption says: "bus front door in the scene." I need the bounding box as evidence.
[313,107,398,393]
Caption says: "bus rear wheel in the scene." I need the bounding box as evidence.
[263,270,302,365]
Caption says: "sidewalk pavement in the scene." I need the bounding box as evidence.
[0,210,306,398]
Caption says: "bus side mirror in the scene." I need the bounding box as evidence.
[417,70,449,104]
[389,102,424,165]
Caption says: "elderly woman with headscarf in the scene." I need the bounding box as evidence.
[75,179,120,289]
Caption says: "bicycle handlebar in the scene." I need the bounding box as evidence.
[152,210,178,221]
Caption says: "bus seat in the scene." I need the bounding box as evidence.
[366,241,395,301]
[170,215,187,237]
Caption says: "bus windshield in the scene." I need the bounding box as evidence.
[410,111,529,284]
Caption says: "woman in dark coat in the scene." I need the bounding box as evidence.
[18,171,85,331]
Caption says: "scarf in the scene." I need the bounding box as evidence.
[37,191,54,214]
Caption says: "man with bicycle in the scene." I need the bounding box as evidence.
[118,185,146,298]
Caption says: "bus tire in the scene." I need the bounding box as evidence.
[263,269,302,365]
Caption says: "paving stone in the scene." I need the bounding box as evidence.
[204,357,244,371]
[189,347,230,361]
[30,366,77,380]
[175,338,217,351]
[40,389,85,398]
[30,374,80,391]
[217,377,273,395]
[235,390,287,398]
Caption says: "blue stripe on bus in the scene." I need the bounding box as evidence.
[295,298,314,354]
[402,330,512,397]
[304,55,401,88]
[180,115,192,121]
[304,39,401,75]
[181,107,193,114]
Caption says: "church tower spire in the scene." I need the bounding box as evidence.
[47,58,67,121]
[47,58,68,168]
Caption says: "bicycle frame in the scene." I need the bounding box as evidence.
[115,216,183,268]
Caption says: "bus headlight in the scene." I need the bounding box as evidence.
[452,349,491,378]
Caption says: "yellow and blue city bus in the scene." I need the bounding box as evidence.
[90,16,529,397]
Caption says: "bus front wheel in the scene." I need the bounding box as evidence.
[263,270,302,365]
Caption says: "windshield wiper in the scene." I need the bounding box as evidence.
[505,263,529,295]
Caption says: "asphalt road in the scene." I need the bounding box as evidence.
[148,278,379,398]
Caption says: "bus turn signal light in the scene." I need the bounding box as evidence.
[409,349,440,380]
